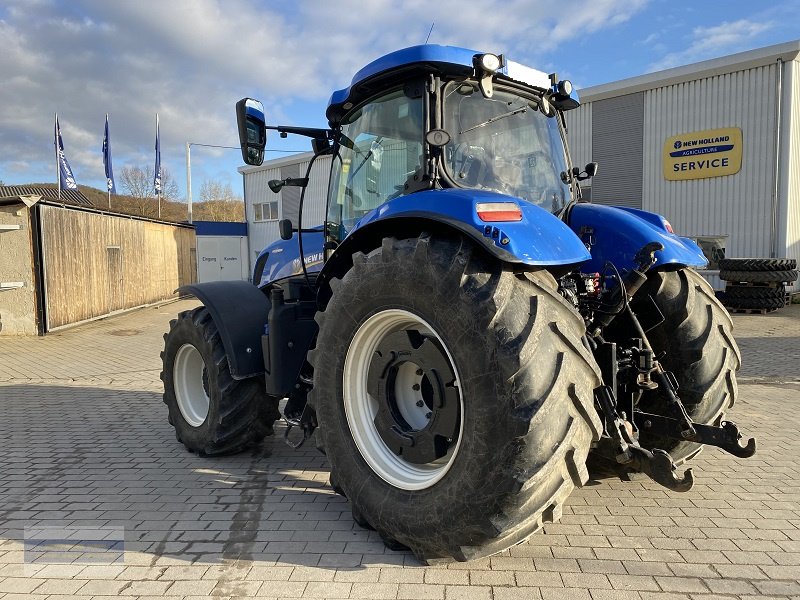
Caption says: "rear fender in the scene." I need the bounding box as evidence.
[566,203,707,274]
[177,281,270,380]
[346,188,590,267]
[317,188,590,303]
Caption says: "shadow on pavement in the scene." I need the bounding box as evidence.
[0,385,417,571]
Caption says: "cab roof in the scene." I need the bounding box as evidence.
[326,44,553,125]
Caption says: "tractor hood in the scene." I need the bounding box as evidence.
[567,203,708,273]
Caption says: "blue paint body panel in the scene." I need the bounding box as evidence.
[256,227,325,287]
[257,200,705,287]
[329,45,479,109]
[256,189,590,286]
[346,188,590,265]
[567,203,707,273]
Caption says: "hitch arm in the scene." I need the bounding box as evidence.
[628,446,694,492]
[635,411,757,458]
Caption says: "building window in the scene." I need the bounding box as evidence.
[253,201,278,222]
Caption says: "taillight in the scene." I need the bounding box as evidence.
[476,202,522,222]
[664,219,674,234]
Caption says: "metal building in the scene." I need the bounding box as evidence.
[567,40,800,290]
[239,153,331,277]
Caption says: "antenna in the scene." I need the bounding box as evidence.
[424,21,435,44]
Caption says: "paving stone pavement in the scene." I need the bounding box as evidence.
[0,300,799,599]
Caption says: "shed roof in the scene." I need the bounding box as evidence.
[578,40,800,103]
[0,185,92,206]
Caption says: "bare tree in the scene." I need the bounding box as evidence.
[199,179,237,202]
[195,178,244,221]
[119,165,180,216]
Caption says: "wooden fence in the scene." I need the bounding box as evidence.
[39,204,196,330]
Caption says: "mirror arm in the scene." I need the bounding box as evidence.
[266,125,333,141]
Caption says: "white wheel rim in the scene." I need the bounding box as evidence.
[173,343,210,427]
[343,309,463,491]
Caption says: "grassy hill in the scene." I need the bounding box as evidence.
[26,183,245,223]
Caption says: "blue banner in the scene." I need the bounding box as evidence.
[153,114,161,195]
[54,115,78,190]
[103,114,116,194]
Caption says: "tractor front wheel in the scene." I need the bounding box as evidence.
[310,234,602,563]
[161,307,280,456]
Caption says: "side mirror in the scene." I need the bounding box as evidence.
[573,162,599,182]
[279,219,293,241]
[236,98,267,166]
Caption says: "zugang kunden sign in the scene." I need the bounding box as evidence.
[663,127,742,181]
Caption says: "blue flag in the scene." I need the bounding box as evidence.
[103,114,116,194]
[54,115,78,190]
[153,114,161,195]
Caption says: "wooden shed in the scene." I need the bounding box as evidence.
[0,187,196,335]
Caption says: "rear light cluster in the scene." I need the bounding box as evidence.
[476,202,522,222]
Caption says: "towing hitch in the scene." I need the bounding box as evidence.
[635,411,757,458]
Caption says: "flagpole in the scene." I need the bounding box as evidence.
[106,114,111,209]
[55,113,61,202]
[156,113,161,219]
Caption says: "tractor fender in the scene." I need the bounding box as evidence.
[317,188,590,302]
[177,281,270,380]
[349,188,590,267]
[566,203,707,274]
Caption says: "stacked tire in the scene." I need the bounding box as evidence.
[719,258,797,312]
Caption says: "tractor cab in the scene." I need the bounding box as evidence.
[237,45,588,258]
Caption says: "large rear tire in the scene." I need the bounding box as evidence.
[309,234,602,563]
[161,307,280,456]
[634,269,741,463]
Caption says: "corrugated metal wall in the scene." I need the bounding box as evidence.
[783,60,800,290]
[592,93,644,208]
[565,103,592,170]
[641,64,779,260]
[245,155,331,273]
[279,163,302,225]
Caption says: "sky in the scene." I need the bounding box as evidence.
[1,0,798,204]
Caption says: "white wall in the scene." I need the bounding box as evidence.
[196,235,248,282]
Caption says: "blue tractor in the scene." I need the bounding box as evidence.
[161,45,755,563]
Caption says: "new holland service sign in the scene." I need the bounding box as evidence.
[663,127,742,181]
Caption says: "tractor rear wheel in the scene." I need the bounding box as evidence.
[161,307,280,456]
[309,234,602,563]
[633,268,741,463]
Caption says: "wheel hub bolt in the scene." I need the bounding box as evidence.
[412,383,421,391]
[426,412,432,419]
[416,400,424,407]
[416,369,423,376]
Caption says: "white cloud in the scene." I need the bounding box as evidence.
[649,18,773,72]
[0,0,647,195]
